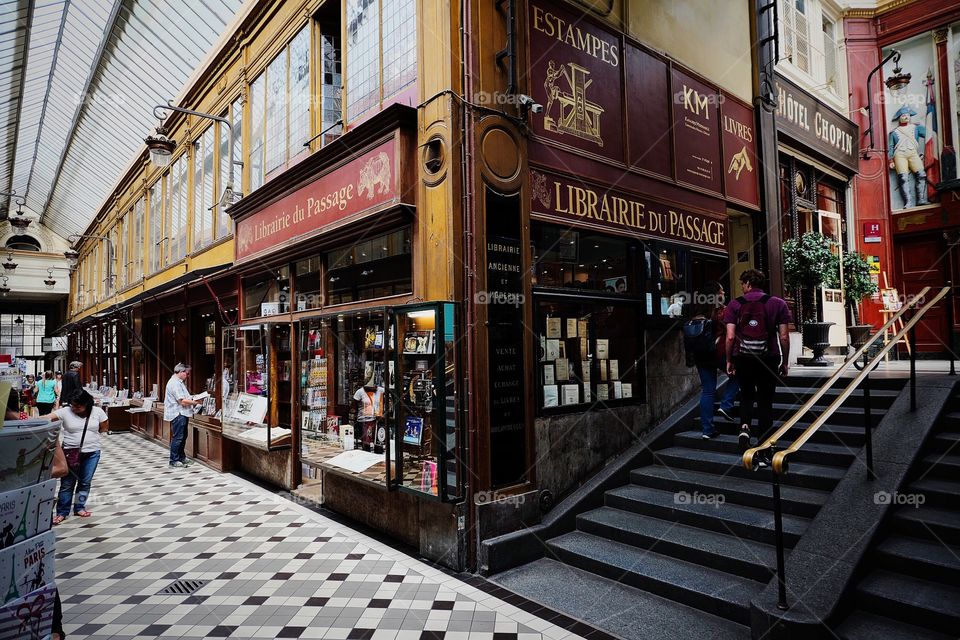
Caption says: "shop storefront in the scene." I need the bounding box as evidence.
[469,0,761,529]
[225,106,466,567]
[774,74,859,348]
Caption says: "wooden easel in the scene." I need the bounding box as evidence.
[879,272,911,358]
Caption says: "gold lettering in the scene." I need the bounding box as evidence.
[531,7,618,67]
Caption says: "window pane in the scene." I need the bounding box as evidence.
[203,126,215,247]
[250,73,266,190]
[265,52,287,173]
[217,113,232,239]
[150,183,163,274]
[326,228,412,304]
[294,256,322,311]
[288,26,311,158]
[536,299,642,409]
[346,0,380,121]
[243,266,291,319]
[319,18,343,145]
[382,0,416,98]
[532,226,637,295]
[194,130,208,250]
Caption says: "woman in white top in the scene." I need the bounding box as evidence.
[42,389,109,524]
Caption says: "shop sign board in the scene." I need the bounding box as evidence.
[530,169,728,252]
[864,221,883,244]
[774,74,859,173]
[235,138,398,263]
[720,99,761,208]
[524,0,760,210]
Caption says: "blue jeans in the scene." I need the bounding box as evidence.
[170,415,188,464]
[57,450,100,516]
[697,365,740,436]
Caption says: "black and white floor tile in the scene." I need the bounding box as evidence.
[54,434,589,640]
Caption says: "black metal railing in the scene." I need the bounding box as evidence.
[741,284,955,610]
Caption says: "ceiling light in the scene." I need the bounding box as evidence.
[0,276,8,296]
[145,125,176,167]
[885,61,911,92]
[44,268,56,290]
[14,315,23,325]
[2,252,16,271]
[9,216,30,230]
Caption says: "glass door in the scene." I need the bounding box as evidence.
[819,210,846,347]
[390,302,461,501]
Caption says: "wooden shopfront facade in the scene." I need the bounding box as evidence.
[465,0,763,548]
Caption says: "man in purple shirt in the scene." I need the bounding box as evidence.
[723,269,792,462]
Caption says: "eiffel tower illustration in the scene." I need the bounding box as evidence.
[6,564,19,602]
[12,489,31,543]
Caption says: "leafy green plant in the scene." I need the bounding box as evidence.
[842,251,879,324]
[782,231,840,322]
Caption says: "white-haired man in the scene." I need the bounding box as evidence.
[164,363,199,468]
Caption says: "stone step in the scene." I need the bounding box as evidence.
[892,505,960,546]
[875,535,960,587]
[651,447,845,491]
[856,570,960,635]
[576,505,778,582]
[603,483,809,547]
[629,465,828,518]
[547,531,764,625]
[673,431,856,467]
[835,610,955,640]
[906,476,960,510]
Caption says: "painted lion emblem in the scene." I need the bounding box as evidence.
[238,224,254,254]
[357,152,391,199]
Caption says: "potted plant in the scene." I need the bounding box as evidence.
[842,251,879,349]
[783,231,840,366]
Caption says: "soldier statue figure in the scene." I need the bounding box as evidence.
[888,105,928,208]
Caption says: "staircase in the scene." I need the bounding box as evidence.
[834,394,960,640]
[492,374,906,638]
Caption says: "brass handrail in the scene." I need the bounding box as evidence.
[766,285,949,474]
[741,285,932,470]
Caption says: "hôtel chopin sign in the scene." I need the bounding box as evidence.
[235,138,397,262]
[774,74,858,173]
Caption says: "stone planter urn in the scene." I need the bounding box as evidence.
[801,322,835,366]
[847,324,873,350]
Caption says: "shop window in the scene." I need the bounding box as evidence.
[532,225,638,295]
[346,0,417,122]
[656,246,689,319]
[222,324,292,449]
[326,228,412,305]
[294,256,323,311]
[317,4,343,146]
[243,265,291,319]
[535,298,644,412]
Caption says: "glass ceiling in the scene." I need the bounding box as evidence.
[0,0,245,238]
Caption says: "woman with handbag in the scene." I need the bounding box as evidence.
[35,371,58,416]
[42,389,109,524]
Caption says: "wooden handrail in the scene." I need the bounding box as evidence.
[765,286,949,474]
[741,285,932,470]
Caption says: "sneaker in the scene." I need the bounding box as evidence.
[169,461,185,468]
[701,431,718,440]
[755,451,771,469]
[738,424,751,451]
[717,407,735,422]
[182,459,195,467]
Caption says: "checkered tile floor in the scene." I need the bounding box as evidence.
[55,434,586,640]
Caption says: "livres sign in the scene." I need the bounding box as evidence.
[235,138,398,262]
[774,74,859,173]
[531,170,728,251]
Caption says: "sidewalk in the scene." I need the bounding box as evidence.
[55,434,590,640]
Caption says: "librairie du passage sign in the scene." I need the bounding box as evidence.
[235,138,398,262]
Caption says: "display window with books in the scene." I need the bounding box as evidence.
[221,323,293,450]
[298,311,394,488]
[392,302,460,501]
[535,297,644,413]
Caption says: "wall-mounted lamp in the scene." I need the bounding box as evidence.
[863,49,908,158]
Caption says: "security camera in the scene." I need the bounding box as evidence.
[517,94,543,114]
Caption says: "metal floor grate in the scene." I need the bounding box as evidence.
[157,579,208,595]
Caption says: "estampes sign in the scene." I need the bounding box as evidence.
[774,74,859,173]
[235,138,398,262]
[530,170,727,251]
